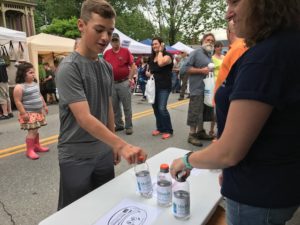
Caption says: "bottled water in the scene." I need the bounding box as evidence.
[172,170,190,220]
[157,164,172,207]
[134,156,153,198]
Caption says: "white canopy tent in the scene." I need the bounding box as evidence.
[171,42,194,54]
[0,27,28,85]
[210,28,228,42]
[0,27,26,44]
[105,28,151,54]
[27,33,75,79]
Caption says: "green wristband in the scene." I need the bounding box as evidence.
[182,152,193,170]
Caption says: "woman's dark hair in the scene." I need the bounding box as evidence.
[15,62,34,84]
[244,0,300,47]
[150,37,167,60]
[214,41,223,48]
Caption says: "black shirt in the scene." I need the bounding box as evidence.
[215,29,300,208]
[149,51,173,90]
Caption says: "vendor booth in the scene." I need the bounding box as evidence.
[27,33,75,80]
[171,42,194,54]
[0,26,28,84]
[105,28,151,54]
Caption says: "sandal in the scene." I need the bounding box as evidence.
[152,130,161,136]
[162,133,172,139]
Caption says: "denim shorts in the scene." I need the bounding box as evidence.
[226,198,299,225]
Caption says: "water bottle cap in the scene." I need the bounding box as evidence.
[160,164,169,172]
[137,156,145,163]
[175,170,188,182]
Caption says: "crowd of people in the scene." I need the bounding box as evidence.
[1,0,299,224]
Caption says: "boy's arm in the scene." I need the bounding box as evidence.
[69,100,146,164]
[107,97,115,132]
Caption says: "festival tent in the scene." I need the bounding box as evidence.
[105,28,151,54]
[0,27,28,85]
[0,26,26,44]
[171,42,194,54]
[27,33,75,79]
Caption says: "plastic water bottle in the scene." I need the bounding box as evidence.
[157,164,172,207]
[172,170,190,220]
[134,156,153,198]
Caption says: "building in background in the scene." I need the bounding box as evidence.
[0,0,36,36]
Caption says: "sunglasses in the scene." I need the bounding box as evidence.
[111,39,119,42]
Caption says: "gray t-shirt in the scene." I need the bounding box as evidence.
[180,48,211,96]
[56,51,113,160]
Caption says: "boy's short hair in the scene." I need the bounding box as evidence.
[81,0,116,23]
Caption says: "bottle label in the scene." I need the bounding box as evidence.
[173,190,190,218]
[136,171,152,194]
[157,180,172,204]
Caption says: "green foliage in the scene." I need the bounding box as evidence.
[42,17,80,39]
[141,0,227,45]
[116,11,156,41]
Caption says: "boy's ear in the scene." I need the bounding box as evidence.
[77,19,85,33]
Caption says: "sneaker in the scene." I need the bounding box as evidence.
[162,133,172,139]
[0,115,9,120]
[8,113,14,118]
[152,130,161,136]
[196,130,214,140]
[125,128,133,135]
[188,133,203,146]
[115,127,124,132]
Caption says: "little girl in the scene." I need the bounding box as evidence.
[13,62,49,160]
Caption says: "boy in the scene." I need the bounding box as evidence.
[56,0,147,210]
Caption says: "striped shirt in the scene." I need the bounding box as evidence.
[21,83,43,112]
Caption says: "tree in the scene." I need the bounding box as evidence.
[116,11,156,41]
[141,0,227,45]
[42,17,80,39]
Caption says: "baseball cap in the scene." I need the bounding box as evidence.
[111,33,120,41]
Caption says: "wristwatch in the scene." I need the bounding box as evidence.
[182,152,193,170]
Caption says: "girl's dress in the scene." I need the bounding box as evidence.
[18,83,47,130]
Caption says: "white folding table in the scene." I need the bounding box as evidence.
[39,147,221,225]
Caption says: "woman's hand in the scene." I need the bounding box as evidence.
[170,157,187,179]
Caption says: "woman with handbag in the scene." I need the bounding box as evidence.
[148,37,174,139]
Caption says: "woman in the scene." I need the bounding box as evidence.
[171,0,300,224]
[137,56,149,101]
[212,41,224,82]
[209,41,224,137]
[148,37,174,139]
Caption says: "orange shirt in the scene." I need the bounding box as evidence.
[215,39,248,92]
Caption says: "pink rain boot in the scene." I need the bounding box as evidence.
[34,133,49,152]
[26,138,39,160]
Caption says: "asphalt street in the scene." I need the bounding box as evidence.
[0,93,299,225]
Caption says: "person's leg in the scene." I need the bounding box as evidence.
[91,151,115,190]
[26,129,39,159]
[58,157,95,210]
[152,91,163,133]
[179,74,188,100]
[112,84,124,129]
[34,131,49,152]
[187,95,203,146]
[226,198,299,225]
[118,80,133,130]
[156,89,173,135]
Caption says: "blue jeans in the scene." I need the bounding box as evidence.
[226,198,299,225]
[152,89,173,134]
